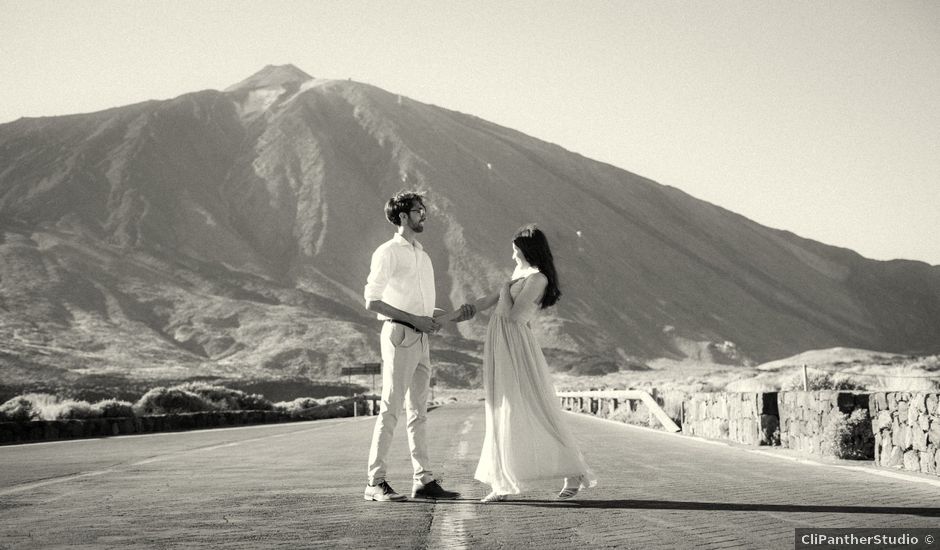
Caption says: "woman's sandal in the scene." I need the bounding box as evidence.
[555,476,584,500]
[481,491,508,503]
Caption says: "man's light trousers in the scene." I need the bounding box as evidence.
[367,321,433,485]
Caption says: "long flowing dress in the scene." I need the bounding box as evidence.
[474,273,597,495]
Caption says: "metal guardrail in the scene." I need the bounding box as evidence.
[557,390,681,432]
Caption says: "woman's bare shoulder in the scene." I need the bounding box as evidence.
[525,272,548,287]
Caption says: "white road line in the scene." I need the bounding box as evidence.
[836,465,940,488]
[433,511,471,550]
[459,418,473,436]
[456,441,469,460]
[749,449,940,487]
[430,417,475,550]
[0,420,356,496]
[566,410,940,489]
[748,450,825,467]
[0,469,120,496]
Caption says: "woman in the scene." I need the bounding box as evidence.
[469,224,596,502]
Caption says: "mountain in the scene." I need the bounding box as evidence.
[224,64,313,92]
[2,65,940,394]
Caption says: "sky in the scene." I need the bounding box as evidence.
[2,1,938,265]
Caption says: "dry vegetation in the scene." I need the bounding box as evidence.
[551,349,940,394]
[0,382,369,422]
[386,347,940,403]
[4,347,936,419]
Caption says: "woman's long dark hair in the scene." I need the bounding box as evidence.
[513,224,561,309]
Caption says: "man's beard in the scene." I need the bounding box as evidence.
[409,219,425,233]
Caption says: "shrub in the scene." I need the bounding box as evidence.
[321,396,348,404]
[20,392,60,410]
[93,399,136,418]
[0,396,40,422]
[569,359,620,377]
[4,393,62,420]
[820,409,874,460]
[273,396,356,420]
[134,387,215,415]
[874,375,938,392]
[44,399,97,420]
[622,360,652,372]
[274,397,323,415]
[174,383,273,411]
[782,372,866,391]
[0,394,105,420]
[725,378,778,392]
[0,394,138,421]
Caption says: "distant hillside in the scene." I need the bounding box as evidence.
[756,347,938,371]
[2,64,940,391]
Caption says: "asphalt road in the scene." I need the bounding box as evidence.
[1,403,939,549]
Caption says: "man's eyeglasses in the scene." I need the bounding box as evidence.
[409,208,427,216]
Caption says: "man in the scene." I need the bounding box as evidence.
[363,191,475,502]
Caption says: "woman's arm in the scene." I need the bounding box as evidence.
[472,291,500,312]
[507,274,547,323]
[433,290,500,323]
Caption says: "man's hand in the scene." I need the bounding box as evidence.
[454,303,476,322]
[411,316,441,333]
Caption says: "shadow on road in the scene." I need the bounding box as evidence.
[424,499,940,517]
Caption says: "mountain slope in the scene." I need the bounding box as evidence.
[2,66,939,390]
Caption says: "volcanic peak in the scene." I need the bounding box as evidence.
[224,64,314,92]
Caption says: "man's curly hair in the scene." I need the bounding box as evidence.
[384,191,425,226]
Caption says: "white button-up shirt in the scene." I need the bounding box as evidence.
[364,233,436,319]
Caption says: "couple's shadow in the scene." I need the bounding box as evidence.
[419,498,940,517]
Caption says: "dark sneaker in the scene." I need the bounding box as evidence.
[364,481,407,502]
[412,480,460,500]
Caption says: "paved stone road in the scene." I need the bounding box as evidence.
[1,403,938,549]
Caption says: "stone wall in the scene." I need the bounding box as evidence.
[778,391,872,458]
[870,392,940,475]
[681,392,779,446]
[561,389,940,477]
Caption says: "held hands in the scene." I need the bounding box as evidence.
[432,303,477,325]
[412,316,441,334]
[454,303,477,322]
[414,303,480,333]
